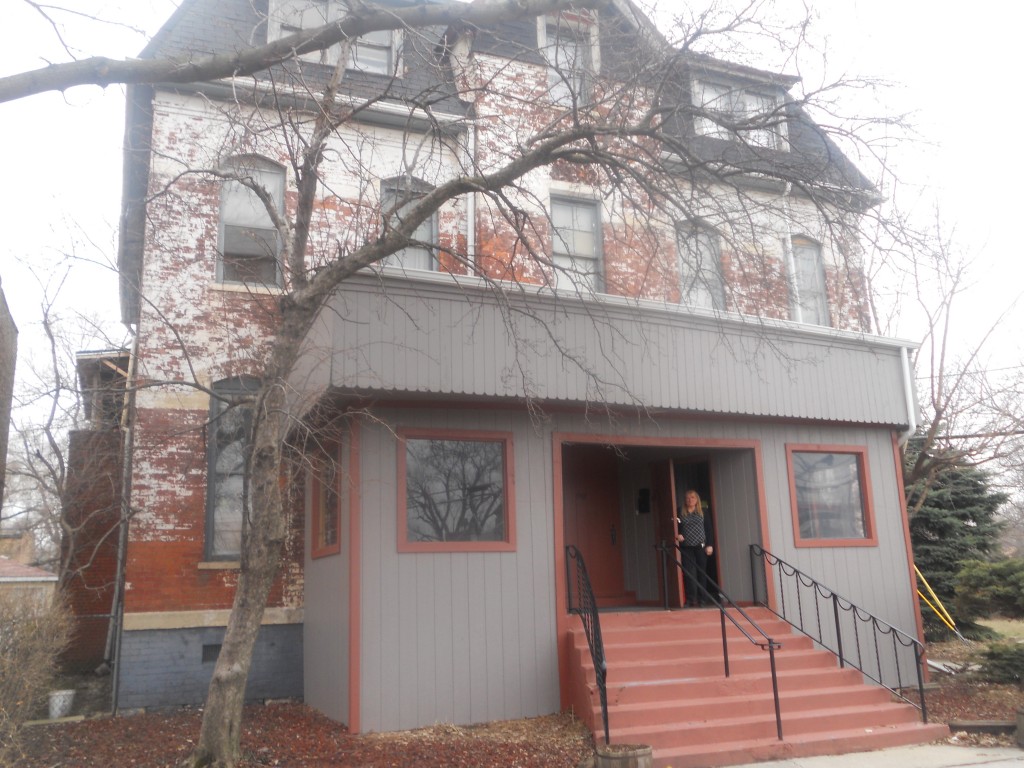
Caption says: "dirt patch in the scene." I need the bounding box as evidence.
[18,705,595,767]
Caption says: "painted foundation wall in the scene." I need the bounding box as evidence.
[117,624,303,710]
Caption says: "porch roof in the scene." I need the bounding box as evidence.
[288,271,918,427]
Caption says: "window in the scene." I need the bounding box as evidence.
[268,0,397,73]
[219,157,285,285]
[677,225,725,311]
[695,80,780,149]
[272,0,333,64]
[789,236,829,326]
[551,198,601,292]
[787,445,876,546]
[380,177,438,271]
[541,16,595,105]
[351,29,393,74]
[206,377,260,560]
[310,434,348,558]
[398,429,515,553]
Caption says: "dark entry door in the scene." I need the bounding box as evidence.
[563,445,627,603]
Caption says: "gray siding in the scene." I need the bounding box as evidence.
[117,624,302,710]
[303,474,350,723]
[331,402,918,732]
[358,408,559,732]
[290,273,915,427]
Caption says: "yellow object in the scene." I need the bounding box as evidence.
[915,565,967,642]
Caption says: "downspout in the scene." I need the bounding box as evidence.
[898,345,918,446]
[107,327,139,714]
[466,121,477,270]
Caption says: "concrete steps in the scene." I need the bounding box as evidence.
[567,608,948,767]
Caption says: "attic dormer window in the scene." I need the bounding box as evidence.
[540,13,598,106]
[269,0,400,75]
[695,81,782,149]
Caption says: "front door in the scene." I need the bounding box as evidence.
[562,444,628,603]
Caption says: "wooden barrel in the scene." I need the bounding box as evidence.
[594,743,653,768]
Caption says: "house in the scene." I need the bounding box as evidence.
[78,0,947,762]
[0,278,15,509]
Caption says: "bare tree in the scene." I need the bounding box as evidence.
[2,2,910,766]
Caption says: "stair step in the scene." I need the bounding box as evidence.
[602,684,892,727]
[608,702,924,749]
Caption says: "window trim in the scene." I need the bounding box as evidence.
[310,438,344,559]
[205,376,261,561]
[397,428,517,554]
[217,156,285,287]
[676,223,726,311]
[786,443,877,548]
[550,196,603,293]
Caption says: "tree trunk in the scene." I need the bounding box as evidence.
[191,334,301,767]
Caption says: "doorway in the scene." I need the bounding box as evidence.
[560,440,757,610]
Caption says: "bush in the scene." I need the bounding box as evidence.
[0,591,72,765]
[978,642,1024,685]
[954,558,1024,620]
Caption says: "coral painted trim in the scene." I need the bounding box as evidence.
[310,439,342,560]
[395,427,516,554]
[347,420,362,732]
[786,443,878,548]
[892,432,928,677]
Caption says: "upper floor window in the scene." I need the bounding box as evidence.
[206,376,260,560]
[540,14,596,105]
[351,29,394,74]
[380,176,438,272]
[218,157,284,286]
[695,80,781,149]
[268,0,399,73]
[677,225,725,311]
[789,236,829,326]
[551,198,602,292]
[787,445,876,546]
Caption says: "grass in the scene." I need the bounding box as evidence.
[978,617,1024,641]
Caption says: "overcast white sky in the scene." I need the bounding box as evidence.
[1,0,1020,394]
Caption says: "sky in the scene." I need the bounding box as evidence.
[1,0,1020,404]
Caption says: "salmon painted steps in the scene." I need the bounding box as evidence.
[565,608,948,768]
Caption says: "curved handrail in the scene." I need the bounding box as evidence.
[656,542,783,740]
[565,545,610,745]
[750,544,928,722]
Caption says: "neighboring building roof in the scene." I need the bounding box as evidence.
[0,557,58,583]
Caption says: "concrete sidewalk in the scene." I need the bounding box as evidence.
[730,743,1023,767]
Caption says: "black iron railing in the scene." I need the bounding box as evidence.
[565,545,609,745]
[750,544,928,722]
[656,542,784,740]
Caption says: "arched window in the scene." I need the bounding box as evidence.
[206,376,260,560]
[790,236,829,326]
[218,156,285,285]
[379,176,438,271]
[677,224,725,311]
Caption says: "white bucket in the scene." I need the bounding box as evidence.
[48,689,75,719]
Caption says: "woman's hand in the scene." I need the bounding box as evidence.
[676,533,684,543]
[705,545,713,555]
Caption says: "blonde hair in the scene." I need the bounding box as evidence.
[683,489,703,516]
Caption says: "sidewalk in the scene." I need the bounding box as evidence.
[730,743,1022,768]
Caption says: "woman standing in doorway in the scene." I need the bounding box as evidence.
[676,489,714,607]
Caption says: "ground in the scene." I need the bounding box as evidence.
[15,620,1024,767]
